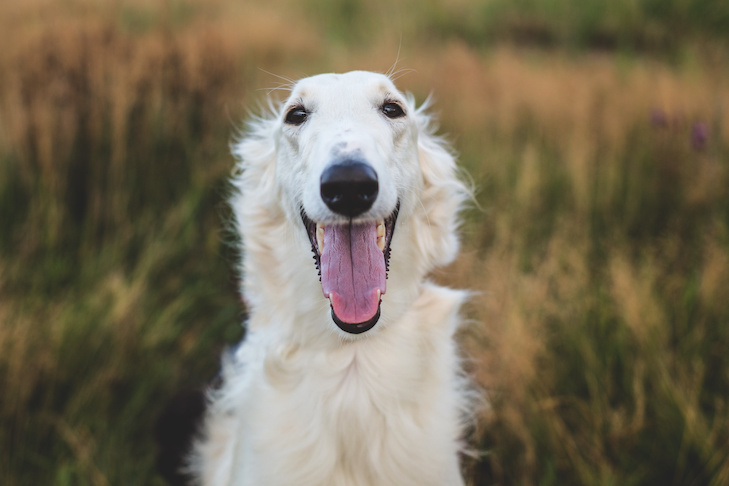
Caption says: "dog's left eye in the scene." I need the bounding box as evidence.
[381,102,405,119]
[285,107,308,126]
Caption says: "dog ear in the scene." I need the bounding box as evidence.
[231,110,279,212]
[413,100,470,268]
[229,109,290,305]
[229,106,287,251]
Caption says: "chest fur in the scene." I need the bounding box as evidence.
[229,335,458,485]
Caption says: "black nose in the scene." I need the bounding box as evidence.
[320,162,379,217]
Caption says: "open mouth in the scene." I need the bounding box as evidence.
[301,203,399,334]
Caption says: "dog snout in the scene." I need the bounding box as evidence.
[320,161,378,217]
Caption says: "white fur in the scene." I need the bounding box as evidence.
[191,71,473,486]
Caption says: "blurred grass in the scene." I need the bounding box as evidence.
[422,0,729,54]
[1,0,728,485]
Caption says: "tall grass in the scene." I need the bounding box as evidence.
[412,0,729,53]
[1,0,728,485]
[0,5,249,484]
[422,47,729,485]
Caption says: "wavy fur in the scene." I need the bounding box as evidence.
[190,71,473,486]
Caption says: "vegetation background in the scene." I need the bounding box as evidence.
[1,0,728,484]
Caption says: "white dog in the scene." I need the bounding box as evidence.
[190,71,473,486]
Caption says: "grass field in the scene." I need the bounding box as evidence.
[1,0,728,485]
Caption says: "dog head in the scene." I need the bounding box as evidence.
[231,71,467,338]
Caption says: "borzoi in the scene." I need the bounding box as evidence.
[190,71,472,486]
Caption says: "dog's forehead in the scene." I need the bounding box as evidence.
[288,71,400,106]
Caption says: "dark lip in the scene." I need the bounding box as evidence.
[331,306,381,334]
[300,202,400,334]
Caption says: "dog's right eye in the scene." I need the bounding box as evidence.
[381,102,405,119]
[285,107,308,126]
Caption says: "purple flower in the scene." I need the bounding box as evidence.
[650,108,668,128]
[691,121,709,151]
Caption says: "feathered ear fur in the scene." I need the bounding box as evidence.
[230,108,279,217]
[411,97,471,268]
[229,108,288,312]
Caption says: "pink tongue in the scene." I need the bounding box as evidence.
[320,222,386,324]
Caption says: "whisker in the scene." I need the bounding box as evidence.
[258,68,297,88]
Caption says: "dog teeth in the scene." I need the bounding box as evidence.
[376,221,385,251]
[316,223,325,254]
[317,221,384,252]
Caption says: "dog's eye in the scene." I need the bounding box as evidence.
[285,107,308,126]
[381,102,405,119]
